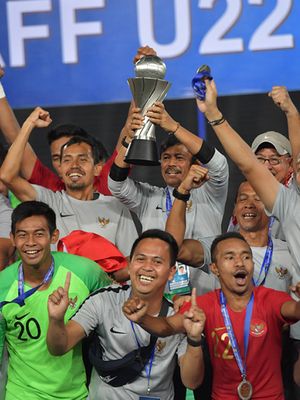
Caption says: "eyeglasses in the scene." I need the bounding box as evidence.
[256,156,284,166]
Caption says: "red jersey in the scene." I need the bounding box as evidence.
[29,150,117,195]
[181,286,293,399]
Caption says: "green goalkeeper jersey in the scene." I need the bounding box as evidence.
[0,251,111,400]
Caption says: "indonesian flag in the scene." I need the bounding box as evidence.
[57,230,127,273]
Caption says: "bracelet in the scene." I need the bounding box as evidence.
[187,335,204,347]
[170,122,180,135]
[121,136,130,148]
[207,115,226,126]
[173,188,190,202]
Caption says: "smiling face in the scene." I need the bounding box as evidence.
[60,142,101,192]
[255,147,292,184]
[10,215,59,269]
[211,237,253,296]
[129,238,176,298]
[233,181,269,233]
[160,144,193,188]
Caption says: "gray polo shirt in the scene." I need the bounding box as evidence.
[34,186,138,256]
[72,285,187,400]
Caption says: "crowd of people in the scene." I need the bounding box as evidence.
[0,46,300,400]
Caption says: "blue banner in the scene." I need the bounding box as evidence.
[0,0,299,108]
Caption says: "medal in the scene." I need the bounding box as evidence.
[237,378,252,400]
[220,291,254,399]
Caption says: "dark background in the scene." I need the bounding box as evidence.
[9,90,300,230]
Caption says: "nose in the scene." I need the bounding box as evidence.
[234,254,244,267]
[26,235,36,246]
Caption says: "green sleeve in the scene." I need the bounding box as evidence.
[0,313,6,363]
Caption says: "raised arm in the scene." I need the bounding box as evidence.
[47,273,86,355]
[146,102,204,154]
[269,86,300,170]
[0,75,39,180]
[198,79,280,212]
[179,288,205,389]
[0,107,52,201]
[165,163,208,266]
[122,296,185,337]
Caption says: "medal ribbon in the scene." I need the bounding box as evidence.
[0,258,55,309]
[130,321,156,393]
[254,235,273,286]
[220,291,254,379]
[165,188,173,217]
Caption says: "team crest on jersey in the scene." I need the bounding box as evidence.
[250,319,267,337]
[156,340,166,352]
[275,266,288,280]
[98,217,110,227]
[68,296,78,309]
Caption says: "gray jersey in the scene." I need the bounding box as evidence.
[72,285,187,400]
[108,150,228,295]
[270,184,300,267]
[108,149,228,239]
[0,194,12,238]
[34,186,137,256]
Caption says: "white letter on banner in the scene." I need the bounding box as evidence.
[60,0,104,64]
[7,0,51,67]
[0,54,5,68]
[136,0,191,58]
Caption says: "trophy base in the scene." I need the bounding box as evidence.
[125,139,160,166]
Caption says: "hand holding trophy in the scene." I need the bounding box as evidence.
[125,50,171,165]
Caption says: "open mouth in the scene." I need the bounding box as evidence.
[242,212,257,220]
[67,171,84,181]
[165,168,181,176]
[233,270,248,285]
[24,249,41,257]
[139,274,155,284]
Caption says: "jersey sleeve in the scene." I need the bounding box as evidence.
[0,194,12,238]
[29,159,63,191]
[71,293,101,336]
[0,313,6,362]
[194,149,229,215]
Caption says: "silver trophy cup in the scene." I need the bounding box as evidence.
[125,55,171,165]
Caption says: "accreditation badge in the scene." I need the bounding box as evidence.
[168,262,190,294]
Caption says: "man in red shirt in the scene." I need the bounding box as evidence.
[123,232,300,399]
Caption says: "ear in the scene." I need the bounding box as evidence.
[210,262,220,277]
[94,162,103,177]
[10,233,16,247]
[50,229,60,245]
[168,265,177,281]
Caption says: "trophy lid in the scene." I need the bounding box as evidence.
[135,55,166,79]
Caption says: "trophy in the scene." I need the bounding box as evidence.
[125,55,171,165]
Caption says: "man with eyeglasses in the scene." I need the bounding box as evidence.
[251,131,293,187]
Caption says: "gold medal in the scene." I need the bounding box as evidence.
[237,379,252,400]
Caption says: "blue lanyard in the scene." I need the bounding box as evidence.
[165,188,173,216]
[220,291,254,379]
[0,258,55,309]
[254,235,273,286]
[130,321,155,393]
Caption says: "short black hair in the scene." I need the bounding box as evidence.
[130,229,178,266]
[11,201,57,236]
[160,135,181,156]
[47,124,88,146]
[60,135,100,164]
[210,232,250,263]
[159,135,196,163]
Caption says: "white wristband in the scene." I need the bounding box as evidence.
[0,82,6,99]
